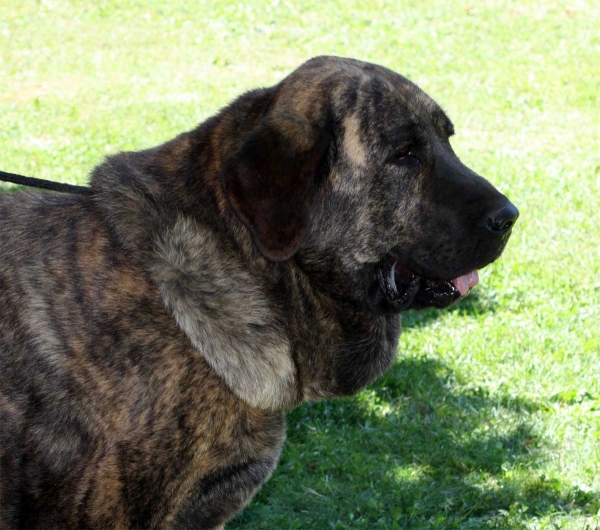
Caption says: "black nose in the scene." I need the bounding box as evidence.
[487,203,519,234]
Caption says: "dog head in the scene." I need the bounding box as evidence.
[220,56,519,314]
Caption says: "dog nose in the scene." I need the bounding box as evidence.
[487,203,519,234]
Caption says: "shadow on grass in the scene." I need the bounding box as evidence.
[402,287,501,332]
[230,356,597,529]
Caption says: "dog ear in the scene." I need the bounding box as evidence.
[222,114,330,262]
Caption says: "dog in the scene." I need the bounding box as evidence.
[0,56,518,529]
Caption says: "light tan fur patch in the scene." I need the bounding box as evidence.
[152,216,298,411]
[343,114,368,167]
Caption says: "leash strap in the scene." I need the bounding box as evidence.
[0,170,91,195]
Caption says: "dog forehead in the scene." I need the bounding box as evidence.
[277,56,452,138]
[351,66,452,138]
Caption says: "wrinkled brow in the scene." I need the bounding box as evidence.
[377,123,421,148]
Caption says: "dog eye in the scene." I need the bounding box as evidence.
[395,147,412,159]
[392,146,419,165]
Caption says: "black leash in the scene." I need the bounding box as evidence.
[0,170,91,195]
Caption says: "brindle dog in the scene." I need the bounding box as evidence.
[0,56,518,529]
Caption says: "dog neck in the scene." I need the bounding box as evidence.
[90,122,399,411]
[90,128,306,410]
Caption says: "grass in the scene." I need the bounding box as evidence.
[1,1,599,528]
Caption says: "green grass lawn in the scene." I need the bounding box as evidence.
[1,1,598,528]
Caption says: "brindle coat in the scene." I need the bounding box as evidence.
[0,56,518,529]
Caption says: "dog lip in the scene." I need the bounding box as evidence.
[378,259,421,309]
[377,257,475,311]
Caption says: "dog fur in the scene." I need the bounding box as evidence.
[0,56,517,529]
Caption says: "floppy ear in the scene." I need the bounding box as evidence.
[222,114,330,262]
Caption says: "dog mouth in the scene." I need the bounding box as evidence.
[378,257,479,311]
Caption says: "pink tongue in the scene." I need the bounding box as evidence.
[452,270,479,296]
